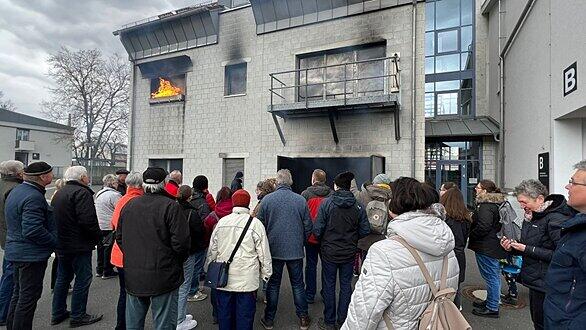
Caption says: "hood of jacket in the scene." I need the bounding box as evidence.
[331,190,357,208]
[533,194,576,219]
[306,183,331,197]
[476,192,506,204]
[215,199,233,218]
[364,183,392,201]
[387,210,455,257]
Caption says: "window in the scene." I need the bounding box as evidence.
[148,159,183,173]
[424,79,473,117]
[16,129,30,141]
[224,63,247,96]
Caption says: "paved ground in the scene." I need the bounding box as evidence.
[0,249,533,330]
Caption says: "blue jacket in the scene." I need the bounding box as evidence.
[257,184,312,260]
[4,181,57,262]
[544,212,586,329]
[313,189,370,263]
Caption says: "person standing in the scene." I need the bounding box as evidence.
[94,174,122,279]
[0,160,24,326]
[468,179,508,318]
[231,171,244,192]
[116,167,190,329]
[165,170,182,197]
[300,169,331,304]
[207,189,272,330]
[312,171,369,329]
[543,161,586,328]
[257,169,313,330]
[440,187,472,309]
[51,166,103,327]
[115,169,129,195]
[4,162,56,330]
[110,171,143,330]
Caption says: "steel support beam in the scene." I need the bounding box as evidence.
[271,114,286,146]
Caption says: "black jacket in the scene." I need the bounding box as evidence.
[178,200,206,254]
[189,191,211,221]
[516,194,576,292]
[445,216,471,283]
[116,191,190,297]
[468,193,508,259]
[51,181,101,254]
[0,176,23,249]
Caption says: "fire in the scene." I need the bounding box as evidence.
[151,78,182,98]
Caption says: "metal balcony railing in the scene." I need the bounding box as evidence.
[269,55,400,112]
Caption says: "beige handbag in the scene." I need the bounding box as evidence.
[383,236,472,330]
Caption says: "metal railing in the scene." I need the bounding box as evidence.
[269,56,400,111]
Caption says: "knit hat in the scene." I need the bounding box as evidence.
[143,167,167,184]
[115,169,130,175]
[373,173,392,185]
[24,162,52,176]
[232,189,250,208]
[192,175,208,191]
[334,171,355,190]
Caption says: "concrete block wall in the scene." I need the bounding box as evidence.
[482,139,497,183]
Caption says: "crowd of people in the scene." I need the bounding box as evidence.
[0,158,585,330]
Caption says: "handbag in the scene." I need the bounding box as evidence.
[205,216,253,289]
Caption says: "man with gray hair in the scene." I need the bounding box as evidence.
[257,169,313,330]
[544,160,586,328]
[94,174,122,279]
[0,160,24,326]
[51,166,103,327]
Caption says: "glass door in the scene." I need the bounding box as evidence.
[435,160,468,205]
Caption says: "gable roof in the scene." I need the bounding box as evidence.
[0,108,75,132]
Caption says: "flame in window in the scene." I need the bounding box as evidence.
[151,78,182,98]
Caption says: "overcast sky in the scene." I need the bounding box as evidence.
[0,0,202,118]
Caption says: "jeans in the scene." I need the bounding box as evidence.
[264,258,308,321]
[50,257,58,290]
[189,250,206,295]
[96,230,114,275]
[6,260,47,330]
[321,259,353,326]
[304,244,319,302]
[475,253,501,311]
[216,290,256,330]
[126,289,178,330]
[454,284,462,309]
[529,289,545,330]
[177,254,195,323]
[0,257,14,322]
[116,268,126,330]
[52,252,94,320]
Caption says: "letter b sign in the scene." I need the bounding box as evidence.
[564,62,577,97]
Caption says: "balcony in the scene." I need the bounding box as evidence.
[15,140,35,151]
[268,55,401,144]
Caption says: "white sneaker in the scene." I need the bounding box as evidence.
[187,291,208,302]
[185,314,193,321]
[177,318,197,330]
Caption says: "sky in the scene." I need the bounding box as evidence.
[0,0,203,118]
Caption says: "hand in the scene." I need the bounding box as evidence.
[510,242,526,252]
[500,237,512,251]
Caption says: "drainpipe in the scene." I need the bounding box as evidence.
[498,0,537,188]
[128,64,136,171]
[410,0,417,178]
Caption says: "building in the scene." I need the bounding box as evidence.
[482,0,585,194]
[0,109,74,177]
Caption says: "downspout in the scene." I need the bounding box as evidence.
[498,0,537,187]
[410,0,417,178]
[128,64,136,171]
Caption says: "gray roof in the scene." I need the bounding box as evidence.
[0,109,75,132]
[425,116,499,138]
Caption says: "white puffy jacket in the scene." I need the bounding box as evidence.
[342,210,460,330]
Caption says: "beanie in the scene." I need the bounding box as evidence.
[334,171,355,190]
[24,162,52,176]
[373,173,392,185]
[192,175,208,191]
[232,189,251,208]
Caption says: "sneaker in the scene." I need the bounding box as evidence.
[177,318,197,330]
[318,318,336,330]
[472,300,486,308]
[300,315,311,330]
[51,310,70,325]
[501,294,518,305]
[187,291,207,302]
[95,273,103,277]
[185,314,193,321]
[260,318,274,329]
[101,271,119,280]
[472,307,499,318]
[70,314,103,328]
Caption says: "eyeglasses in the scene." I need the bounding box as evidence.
[569,179,586,187]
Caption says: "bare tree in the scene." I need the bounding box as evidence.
[0,90,16,111]
[42,47,129,165]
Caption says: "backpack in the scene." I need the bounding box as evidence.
[497,200,522,242]
[384,236,471,330]
[366,199,388,234]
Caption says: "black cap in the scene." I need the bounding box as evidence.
[143,167,167,184]
[24,162,52,176]
[115,169,130,175]
[334,171,355,190]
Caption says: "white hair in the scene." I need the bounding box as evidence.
[514,179,548,199]
[575,160,586,172]
[276,169,293,186]
[125,171,143,188]
[64,166,88,182]
[102,174,118,188]
[1,160,24,176]
[143,182,165,194]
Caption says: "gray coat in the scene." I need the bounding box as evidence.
[257,184,312,260]
[95,187,122,230]
[0,176,23,249]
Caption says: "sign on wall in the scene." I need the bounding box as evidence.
[538,152,549,188]
[564,62,578,97]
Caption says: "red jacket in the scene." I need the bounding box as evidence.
[205,189,216,211]
[203,199,232,247]
[110,187,144,268]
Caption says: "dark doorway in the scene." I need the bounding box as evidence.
[15,152,29,166]
[277,156,385,194]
